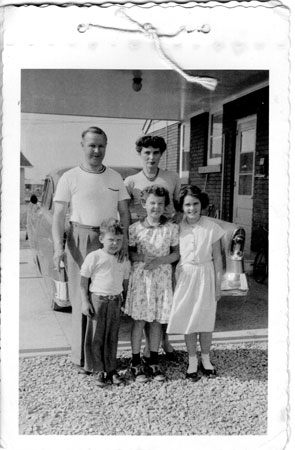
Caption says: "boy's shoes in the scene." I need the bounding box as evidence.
[130,364,149,383]
[186,371,201,382]
[106,370,124,386]
[148,364,165,382]
[96,371,106,388]
[199,361,217,377]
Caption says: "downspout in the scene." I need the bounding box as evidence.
[219,133,226,219]
[165,121,168,169]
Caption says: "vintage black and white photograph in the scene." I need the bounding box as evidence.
[1,2,292,450]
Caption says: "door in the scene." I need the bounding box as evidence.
[233,115,257,257]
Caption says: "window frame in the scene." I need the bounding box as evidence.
[207,110,223,166]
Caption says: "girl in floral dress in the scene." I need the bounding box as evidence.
[124,186,179,382]
[167,185,224,382]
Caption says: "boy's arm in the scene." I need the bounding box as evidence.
[80,276,94,317]
[212,240,223,301]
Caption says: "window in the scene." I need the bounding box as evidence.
[208,111,223,165]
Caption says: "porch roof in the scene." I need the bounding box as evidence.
[21,69,269,122]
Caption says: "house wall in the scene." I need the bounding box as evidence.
[147,86,269,253]
[149,123,180,173]
[222,86,269,251]
[189,86,269,252]
[189,113,223,213]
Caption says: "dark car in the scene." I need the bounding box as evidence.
[27,167,248,311]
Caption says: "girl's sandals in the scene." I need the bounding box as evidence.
[148,364,165,382]
[130,364,149,383]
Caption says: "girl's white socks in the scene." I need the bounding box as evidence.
[201,353,214,370]
[187,355,198,374]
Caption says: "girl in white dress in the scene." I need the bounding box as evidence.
[167,185,224,382]
[124,186,179,382]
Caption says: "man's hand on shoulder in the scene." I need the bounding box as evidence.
[117,237,129,262]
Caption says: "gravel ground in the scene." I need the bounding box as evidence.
[19,341,267,435]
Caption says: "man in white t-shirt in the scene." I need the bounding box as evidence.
[52,126,130,373]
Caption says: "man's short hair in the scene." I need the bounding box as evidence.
[81,126,108,142]
[99,218,124,237]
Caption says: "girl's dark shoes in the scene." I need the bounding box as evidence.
[186,371,201,382]
[199,361,217,377]
[161,345,178,362]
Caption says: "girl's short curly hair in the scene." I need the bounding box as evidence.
[99,218,124,238]
[140,185,170,207]
[178,185,210,211]
[135,135,167,154]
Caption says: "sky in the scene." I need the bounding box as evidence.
[21,113,146,183]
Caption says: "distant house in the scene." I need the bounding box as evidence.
[145,83,269,263]
[20,152,33,204]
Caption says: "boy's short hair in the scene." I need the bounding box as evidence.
[99,218,124,237]
[140,185,170,207]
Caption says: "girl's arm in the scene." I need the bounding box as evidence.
[128,245,147,263]
[143,245,180,271]
[212,240,223,301]
[80,276,94,317]
[123,279,129,298]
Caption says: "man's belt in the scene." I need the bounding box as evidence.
[70,221,100,231]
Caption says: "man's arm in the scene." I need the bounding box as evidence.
[52,201,68,272]
[118,199,130,260]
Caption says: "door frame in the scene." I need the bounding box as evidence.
[233,114,257,256]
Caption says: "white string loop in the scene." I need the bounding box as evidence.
[144,25,218,91]
[77,8,217,91]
